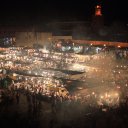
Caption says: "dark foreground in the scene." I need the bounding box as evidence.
[0,90,128,128]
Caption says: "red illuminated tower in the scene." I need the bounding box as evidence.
[92,2,104,30]
[95,5,102,16]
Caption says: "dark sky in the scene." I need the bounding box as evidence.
[0,0,128,24]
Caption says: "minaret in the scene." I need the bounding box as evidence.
[95,5,102,16]
[92,3,104,30]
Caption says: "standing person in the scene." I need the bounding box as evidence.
[16,92,20,104]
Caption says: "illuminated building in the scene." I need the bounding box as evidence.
[91,4,104,30]
[95,5,102,16]
[0,3,127,47]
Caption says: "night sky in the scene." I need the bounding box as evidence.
[0,0,128,25]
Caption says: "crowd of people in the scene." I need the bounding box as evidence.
[0,46,128,128]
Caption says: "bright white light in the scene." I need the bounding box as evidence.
[108,95,111,98]
[13,73,17,76]
[92,92,95,95]
[73,46,83,53]
[100,95,103,99]
[42,48,49,53]
[70,63,85,71]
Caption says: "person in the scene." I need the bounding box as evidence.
[16,92,20,104]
